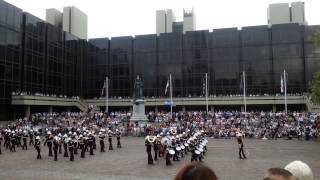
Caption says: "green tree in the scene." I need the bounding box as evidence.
[315,32,320,47]
[311,72,320,105]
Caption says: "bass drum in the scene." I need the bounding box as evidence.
[169,149,175,155]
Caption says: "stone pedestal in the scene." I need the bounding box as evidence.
[130,99,148,124]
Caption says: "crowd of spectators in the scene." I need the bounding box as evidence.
[3,110,319,141]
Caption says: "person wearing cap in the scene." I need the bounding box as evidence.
[44,131,53,157]
[108,130,114,150]
[72,133,78,155]
[10,131,16,152]
[99,131,105,152]
[58,133,62,154]
[116,129,122,148]
[88,133,94,155]
[236,131,246,159]
[62,134,69,157]
[22,131,28,150]
[153,134,161,161]
[67,138,74,161]
[53,136,60,161]
[29,130,34,146]
[79,134,85,158]
[145,135,155,165]
[34,136,42,159]
[16,129,22,147]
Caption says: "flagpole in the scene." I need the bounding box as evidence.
[284,69,287,113]
[105,76,108,113]
[170,74,173,119]
[205,73,208,113]
[243,71,247,113]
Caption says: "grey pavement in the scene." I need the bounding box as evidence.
[0,137,319,180]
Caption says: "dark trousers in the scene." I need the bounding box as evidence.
[154,150,158,161]
[166,153,172,165]
[0,141,2,154]
[36,147,42,159]
[29,138,34,146]
[48,142,53,156]
[80,144,85,158]
[100,140,105,152]
[93,140,96,149]
[109,139,113,150]
[22,139,27,150]
[89,143,94,155]
[74,144,78,155]
[63,143,68,157]
[69,147,74,161]
[239,144,246,158]
[58,144,62,154]
[10,141,15,152]
[54,148,58,161]
[117,137,121,148]
[147,151,153,164]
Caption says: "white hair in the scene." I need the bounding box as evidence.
[285,160,314,180]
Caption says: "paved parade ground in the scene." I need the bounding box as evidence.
[0,137,319,180]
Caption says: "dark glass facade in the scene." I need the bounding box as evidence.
[109,36,133,98]
[45,23,64,95]
[0,0,22,119]
[87,38,108,98]
[133,34,157,97]
[210,28,240,95]
[1,0,320,120]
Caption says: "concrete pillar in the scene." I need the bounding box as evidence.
[182,106,186,112]
[130,106,133,112]
[272,104,276,112]
[155,106,159,113]
[25,105,30,118]
[210,106,214,112]
[241,106,244,112]
[67,107,71,112]
[49,106,53,114]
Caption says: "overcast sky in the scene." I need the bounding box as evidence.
[4,0,320,38]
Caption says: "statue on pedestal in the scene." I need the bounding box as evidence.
[133,75,144,101]
[130,75,148,123]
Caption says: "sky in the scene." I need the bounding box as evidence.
[4,0,320,39]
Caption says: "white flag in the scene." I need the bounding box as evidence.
[280,75,284,93]
[101,81,106,97]
[165,79,169,95]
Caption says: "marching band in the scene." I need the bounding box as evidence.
[0,127,123,162]
[145,129,208,166]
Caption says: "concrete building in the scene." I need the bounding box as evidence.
[46,8,62,28]
[268,1,307,26]
[291,2,307,25]
[156,9,176,35]
[156,10,166,35]
[63,6,88,39]
[46,6,88,39]
[183,8,196,33]
[268,3,290,25]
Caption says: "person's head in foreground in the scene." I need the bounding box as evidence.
[285,160,314,180]
[263,167,297,180]
[174,162,217,180]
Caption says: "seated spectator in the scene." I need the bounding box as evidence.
[285,160,314,180]
[263,167,296,180]
[174,162,217,180]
